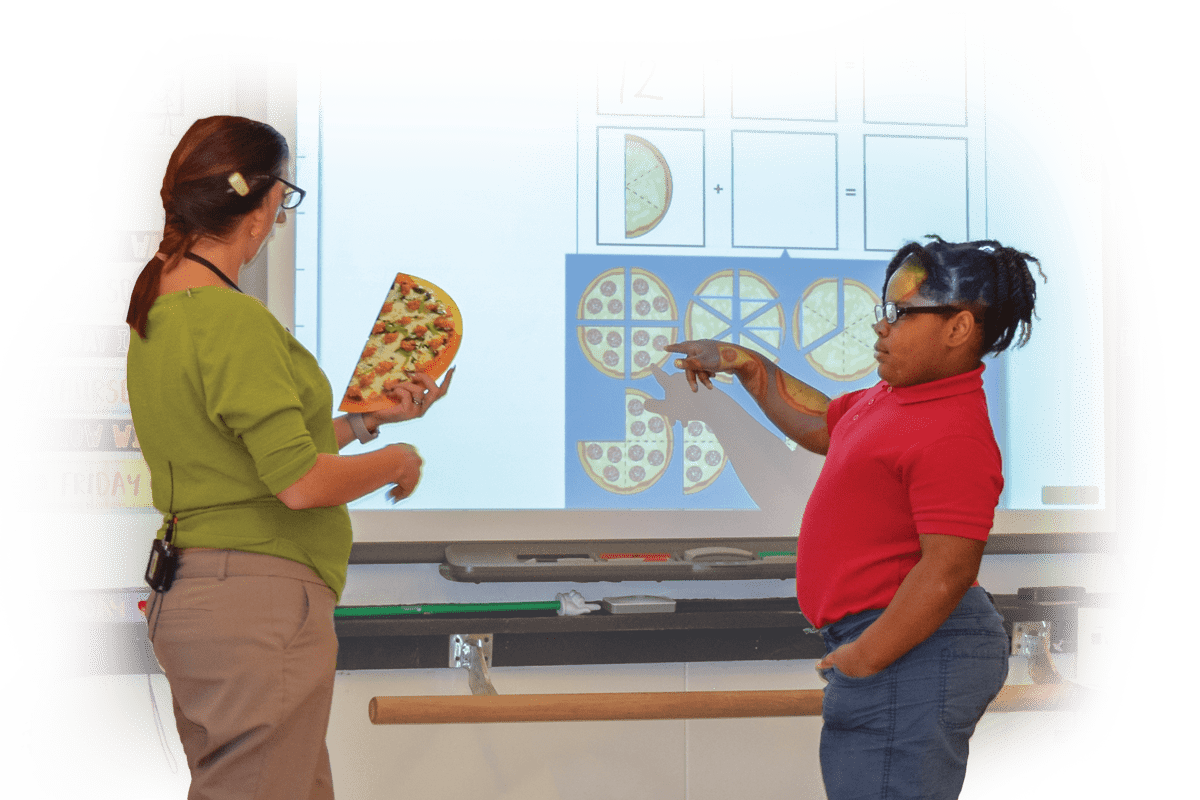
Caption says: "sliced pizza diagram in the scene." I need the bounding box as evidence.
[577,388,674,495]
[794,278,880,381]
[684,269,785,383]
[625,134,672,238]
[682,419,727,494]
[577,266,678,379]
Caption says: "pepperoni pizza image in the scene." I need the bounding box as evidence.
[339,273,462,413]
[577,266,678,379]
[577,388,674,494]
[682,419,727,494]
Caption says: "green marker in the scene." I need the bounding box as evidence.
[335,601,561,618]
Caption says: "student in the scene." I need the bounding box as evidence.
[666,236,1043,800]
[125,115,452,800]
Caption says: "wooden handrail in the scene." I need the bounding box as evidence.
[369,683,1084,725]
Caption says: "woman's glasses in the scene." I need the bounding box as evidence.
[276,177,306,210]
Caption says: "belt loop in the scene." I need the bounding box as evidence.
[217,550,229,581]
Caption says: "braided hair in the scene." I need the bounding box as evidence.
[882,234,1046,356]
[125,116,289,338]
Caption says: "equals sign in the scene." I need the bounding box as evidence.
[844,188,857,197]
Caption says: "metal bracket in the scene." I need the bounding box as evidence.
[1011,621,1063,684]
[450,633,499,695]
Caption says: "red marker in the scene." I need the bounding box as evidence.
[599,553,671,562]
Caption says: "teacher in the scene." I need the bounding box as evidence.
[125,115,451,800]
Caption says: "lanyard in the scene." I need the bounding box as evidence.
[185,252,243,293]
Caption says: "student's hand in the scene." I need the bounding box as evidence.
[662,340,727,392]
[384,443,424,502]
[816,641,885,679]
[372,368,455,425]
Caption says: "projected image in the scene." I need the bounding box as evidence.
[577,388,673,494]
[564,254,986,509]
[681,419,727,494]
[624,134,673,237]
[576,266,678,379]
[597,127,704,246]
[684,269,785,384]
[795,278,881,382]
[297,41,1105,519]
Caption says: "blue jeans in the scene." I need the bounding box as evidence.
[817,586,1009,800]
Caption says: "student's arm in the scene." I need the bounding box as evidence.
[664,340,831,454]
[816,534,986,676]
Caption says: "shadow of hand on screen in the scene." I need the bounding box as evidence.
[644,365,824,538]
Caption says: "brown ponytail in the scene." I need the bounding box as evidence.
[125,115,289,339]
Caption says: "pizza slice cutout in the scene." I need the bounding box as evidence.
[339,273,462,413]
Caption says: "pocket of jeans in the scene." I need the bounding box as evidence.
[938,633,1009,730]
[828,663,889,683]
[821,664,895,733]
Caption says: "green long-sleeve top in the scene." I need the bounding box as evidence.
[127,287,352,599]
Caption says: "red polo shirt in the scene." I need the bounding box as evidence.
[795,365,1002,628]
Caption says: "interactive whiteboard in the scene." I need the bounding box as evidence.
[292,34,1108,543]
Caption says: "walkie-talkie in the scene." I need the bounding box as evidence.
[144,462,179,593]
[144,515,178,592]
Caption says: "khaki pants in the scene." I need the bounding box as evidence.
[147,549,338,800]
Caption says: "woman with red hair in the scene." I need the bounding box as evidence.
[127,115,451,799]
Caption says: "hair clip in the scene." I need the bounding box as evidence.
[228,172,250,196]
[978,245,996,253]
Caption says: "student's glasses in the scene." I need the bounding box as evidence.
[873,302,965,324]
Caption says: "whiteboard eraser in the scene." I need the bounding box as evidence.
[601,595,677,614]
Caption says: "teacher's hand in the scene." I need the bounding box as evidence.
[372,368,455,425]
[384,443,424,502]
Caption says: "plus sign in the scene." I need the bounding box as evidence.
[713,185,724,194]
